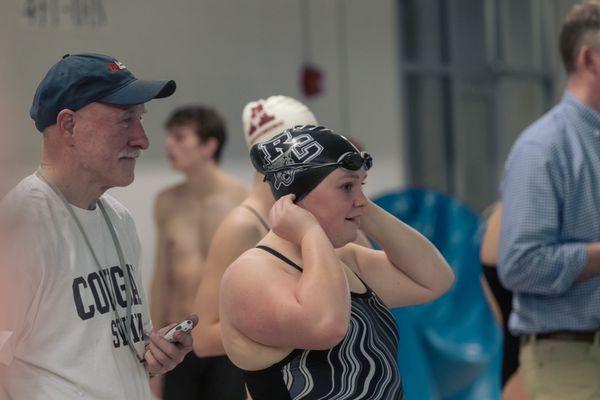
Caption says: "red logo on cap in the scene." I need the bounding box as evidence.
[248,104,275,136]
[107,60,127,72]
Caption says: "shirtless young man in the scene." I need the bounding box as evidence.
[192,96,318,359]
[150,106,247,399]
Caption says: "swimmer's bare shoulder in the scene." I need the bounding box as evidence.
[208,205,267,268]
[154,183,187,220]
[220,174,249,203]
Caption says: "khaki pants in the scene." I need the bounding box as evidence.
[519,333,600,400]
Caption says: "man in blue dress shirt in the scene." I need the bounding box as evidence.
[498,2,600,399]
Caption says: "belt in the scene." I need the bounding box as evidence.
[522,331,600,343]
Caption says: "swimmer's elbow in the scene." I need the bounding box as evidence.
[307,314,349,350]
[437,267,455,295]
[192,322,224,357]
[424,260,455,301]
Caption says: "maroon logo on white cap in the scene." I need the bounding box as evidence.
[248,103,275,137]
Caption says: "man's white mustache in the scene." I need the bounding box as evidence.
[118,149,142,159]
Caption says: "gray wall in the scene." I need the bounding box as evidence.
[0,0,583,291]
[1,0,404,290]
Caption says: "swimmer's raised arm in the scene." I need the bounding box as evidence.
[221,195,350,350]
[339,200,455,308]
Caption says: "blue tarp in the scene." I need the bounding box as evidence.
[373,189,502,400]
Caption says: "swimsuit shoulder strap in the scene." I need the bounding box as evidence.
[241,204,270,231]
[255,245,302,272]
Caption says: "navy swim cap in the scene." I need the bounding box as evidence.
[249,125,373,202]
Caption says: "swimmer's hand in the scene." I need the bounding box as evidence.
[270,194,320,245]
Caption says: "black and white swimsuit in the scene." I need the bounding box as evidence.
[243,246,404,400]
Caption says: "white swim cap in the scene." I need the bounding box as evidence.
[242,95,317,148]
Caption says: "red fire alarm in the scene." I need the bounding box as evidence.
[301,64,324,98]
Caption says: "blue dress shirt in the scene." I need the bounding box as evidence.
[499,91,600,335]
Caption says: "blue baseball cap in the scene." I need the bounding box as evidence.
[30,53,176,132]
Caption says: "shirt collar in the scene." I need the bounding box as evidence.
[563,91,600,132]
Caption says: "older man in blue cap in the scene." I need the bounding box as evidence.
[0,53,196,399]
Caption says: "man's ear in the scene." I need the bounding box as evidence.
[56,109,76,144]
[577,45,600,75]
[201,137,219,161]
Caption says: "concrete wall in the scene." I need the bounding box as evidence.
[0,0,404,290]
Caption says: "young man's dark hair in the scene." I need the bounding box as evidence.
[165,106,227,163]
[560,0,600,73]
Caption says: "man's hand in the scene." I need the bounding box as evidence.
[144,314,198,376]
